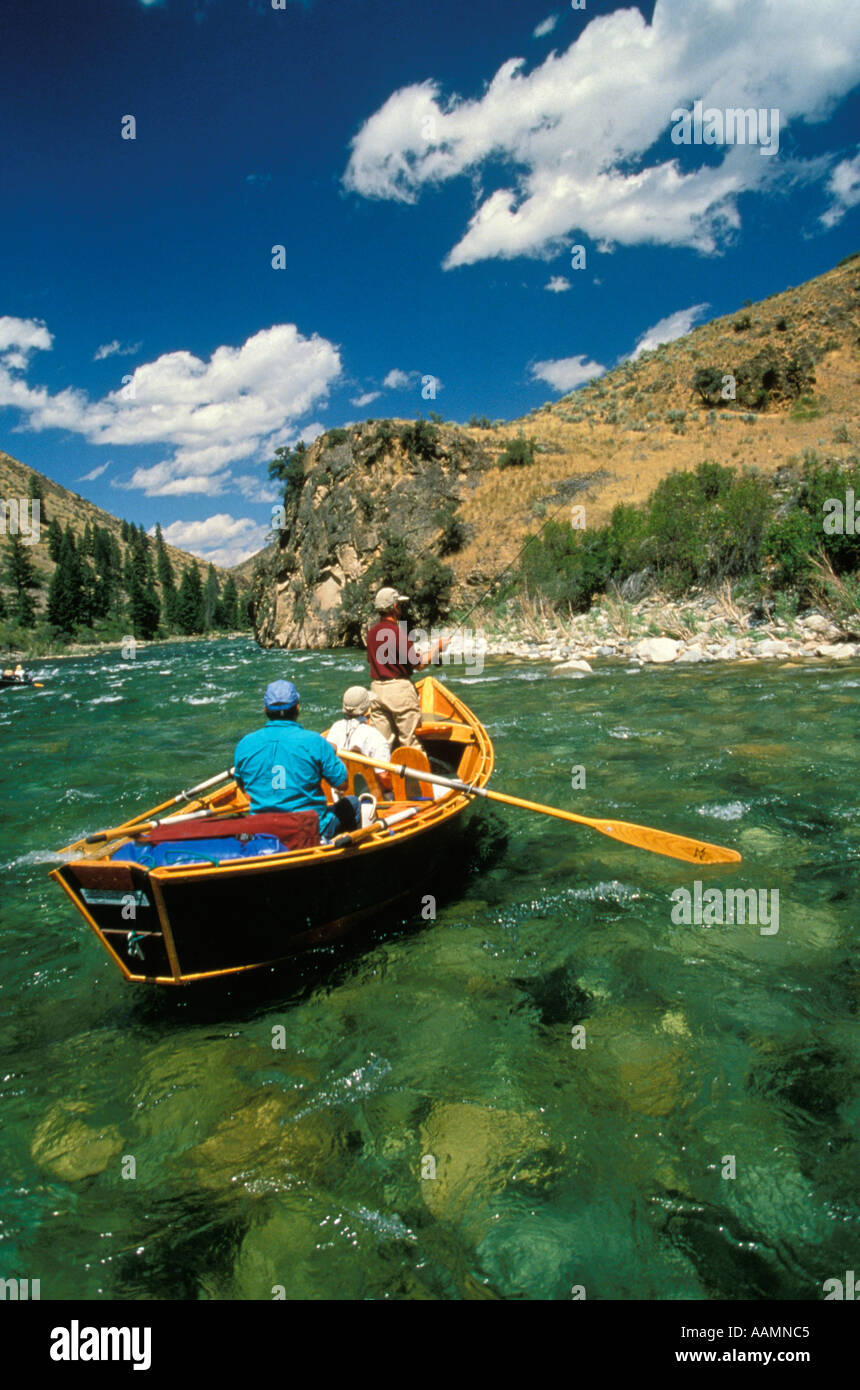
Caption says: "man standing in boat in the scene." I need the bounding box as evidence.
[366,588,449,748]
[234,680,361,840]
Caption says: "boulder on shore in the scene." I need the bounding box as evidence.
[632,637,679,664]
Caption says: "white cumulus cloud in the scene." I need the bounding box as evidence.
[0,322,342,497]
[383,368,417,390]
[629,302,710,360]
[0,316,52,355]
[352,390,382,407]
[531,354,606,393]
[820,148,860,228]
[156,514,269,569]
[344,0,860,266]
[545,275,571,292]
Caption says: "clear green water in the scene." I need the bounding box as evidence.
[1,638,857,1300]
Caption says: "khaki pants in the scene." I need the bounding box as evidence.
[369,678,421,748]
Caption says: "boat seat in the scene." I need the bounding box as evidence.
[342,759,385,799]
[140,811,320,850]
[417,721,477,745]
[389,746,437,800]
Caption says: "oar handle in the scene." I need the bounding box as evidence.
[85,806,219,844]
[330,806,419,848]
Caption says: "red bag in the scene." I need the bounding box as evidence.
[141,811,320,850]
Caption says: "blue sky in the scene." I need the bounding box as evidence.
[1,0,858,565]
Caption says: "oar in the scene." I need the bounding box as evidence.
[85,768,235,844]
[328,806,419,850]
[337,749,741,866]
[85,806,224,845]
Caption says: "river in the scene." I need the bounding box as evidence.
[0,637,857,1299]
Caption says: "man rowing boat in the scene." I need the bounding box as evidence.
[233,680,361,840]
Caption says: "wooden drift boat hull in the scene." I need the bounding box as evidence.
[51,676,494,986]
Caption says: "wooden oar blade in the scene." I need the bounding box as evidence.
[589,816,742,865]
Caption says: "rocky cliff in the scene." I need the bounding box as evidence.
[251,420,489,649]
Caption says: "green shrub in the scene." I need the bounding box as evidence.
[435,502,467,556]
[647,462,770,595]
[762,509,819,592]
[498,434,536,468]
[324,428,350,447]
[693,366,725,405]
[520,521,611,613]
[400,417,439,461]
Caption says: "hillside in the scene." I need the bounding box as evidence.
[251,252,860,648]
[0,449,251,651]
[0,449,235,590]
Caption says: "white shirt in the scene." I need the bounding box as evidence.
[326,717,391,766]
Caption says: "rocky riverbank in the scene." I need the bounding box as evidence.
[448,590,860,669]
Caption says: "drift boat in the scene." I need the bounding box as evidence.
[50,676,493,986]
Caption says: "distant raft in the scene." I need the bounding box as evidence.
[50,675,494,986]
[0,673,41,690]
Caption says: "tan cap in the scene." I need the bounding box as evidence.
[342,685,372,716]
[374,586,409,611]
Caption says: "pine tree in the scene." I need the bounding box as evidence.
[203,563,220,630]
[128,578,160,638]
[120,519,131,544]
[92,526,118,617]
[47,530,85,633]
[153,523,179,630]
[47,518,63,562]
[216,575,239,630]
[28,471,47,528]
[176,566,205,634]
[3,535,40,626]
[126,528,160,637]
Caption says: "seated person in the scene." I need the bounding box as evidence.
[13,664,25,680]
[324,686,392,796]
[233,680,360,839]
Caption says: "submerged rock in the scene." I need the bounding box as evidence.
[418,1102,562,1227]
[187,1093,349,1192]
[31,1100,123,1182]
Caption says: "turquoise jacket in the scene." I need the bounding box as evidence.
[234,720,347,838]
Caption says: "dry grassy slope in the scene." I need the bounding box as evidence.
[447,254,860,588]
[0,447,240,588]
[231,535,278,587]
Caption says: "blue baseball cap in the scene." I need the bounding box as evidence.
[264,679,300,711]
